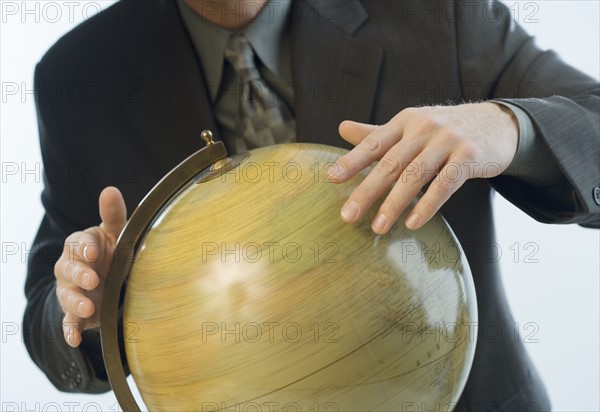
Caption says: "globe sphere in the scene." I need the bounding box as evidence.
[118,143,477,411]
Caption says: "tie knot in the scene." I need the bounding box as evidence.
[224,34,260,81]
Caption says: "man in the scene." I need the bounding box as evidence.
[24,0,599,410]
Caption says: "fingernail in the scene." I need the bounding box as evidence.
[78,301,86,315]
[406,213,420,229]
[64,326,73,345]
[341,201,359,221]
[327,163,345,180]
[372,214,387,233]
[82,244,89,261]
[82,273,91,288]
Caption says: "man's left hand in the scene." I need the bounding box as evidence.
[327,102,519,234]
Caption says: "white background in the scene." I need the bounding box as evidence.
[1,1,599,411]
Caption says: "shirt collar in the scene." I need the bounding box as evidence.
[177,0,292,103]
[244,0,292,82]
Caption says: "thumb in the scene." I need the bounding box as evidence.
[98,186,127,241]
[339,120,379,146]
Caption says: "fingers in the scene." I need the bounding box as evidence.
[334,118,470,234]
[328,121,402,182]
[56,286,96,319]
[405,161,469,231]
[62,312,85,348]
[57,283,97,348]
[55,230,104,347]
[333,104,516,234]
[370,149,446,234]
[99,186,127,240]
[338,120,379,145]
[339,140,423,223]
[363,156,469,234]
[59,259,100,291]
[55,231,102,287]
[54,186,124,347]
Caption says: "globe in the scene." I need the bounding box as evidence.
[101,139,477,412]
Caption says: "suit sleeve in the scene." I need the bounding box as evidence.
[23,63,113,393]
[455,0,600,228]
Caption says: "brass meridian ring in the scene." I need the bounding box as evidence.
[100,139,229,411]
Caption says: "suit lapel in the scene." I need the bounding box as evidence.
[291,0,383,149]
[123,1,219,176]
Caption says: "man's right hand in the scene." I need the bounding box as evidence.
[54,187,127,348]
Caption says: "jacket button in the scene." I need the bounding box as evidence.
[63,361,81,388]
[594,187,600,205]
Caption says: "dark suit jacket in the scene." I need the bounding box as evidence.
[24,0,600,410]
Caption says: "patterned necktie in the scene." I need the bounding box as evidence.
[224,33,296,150]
